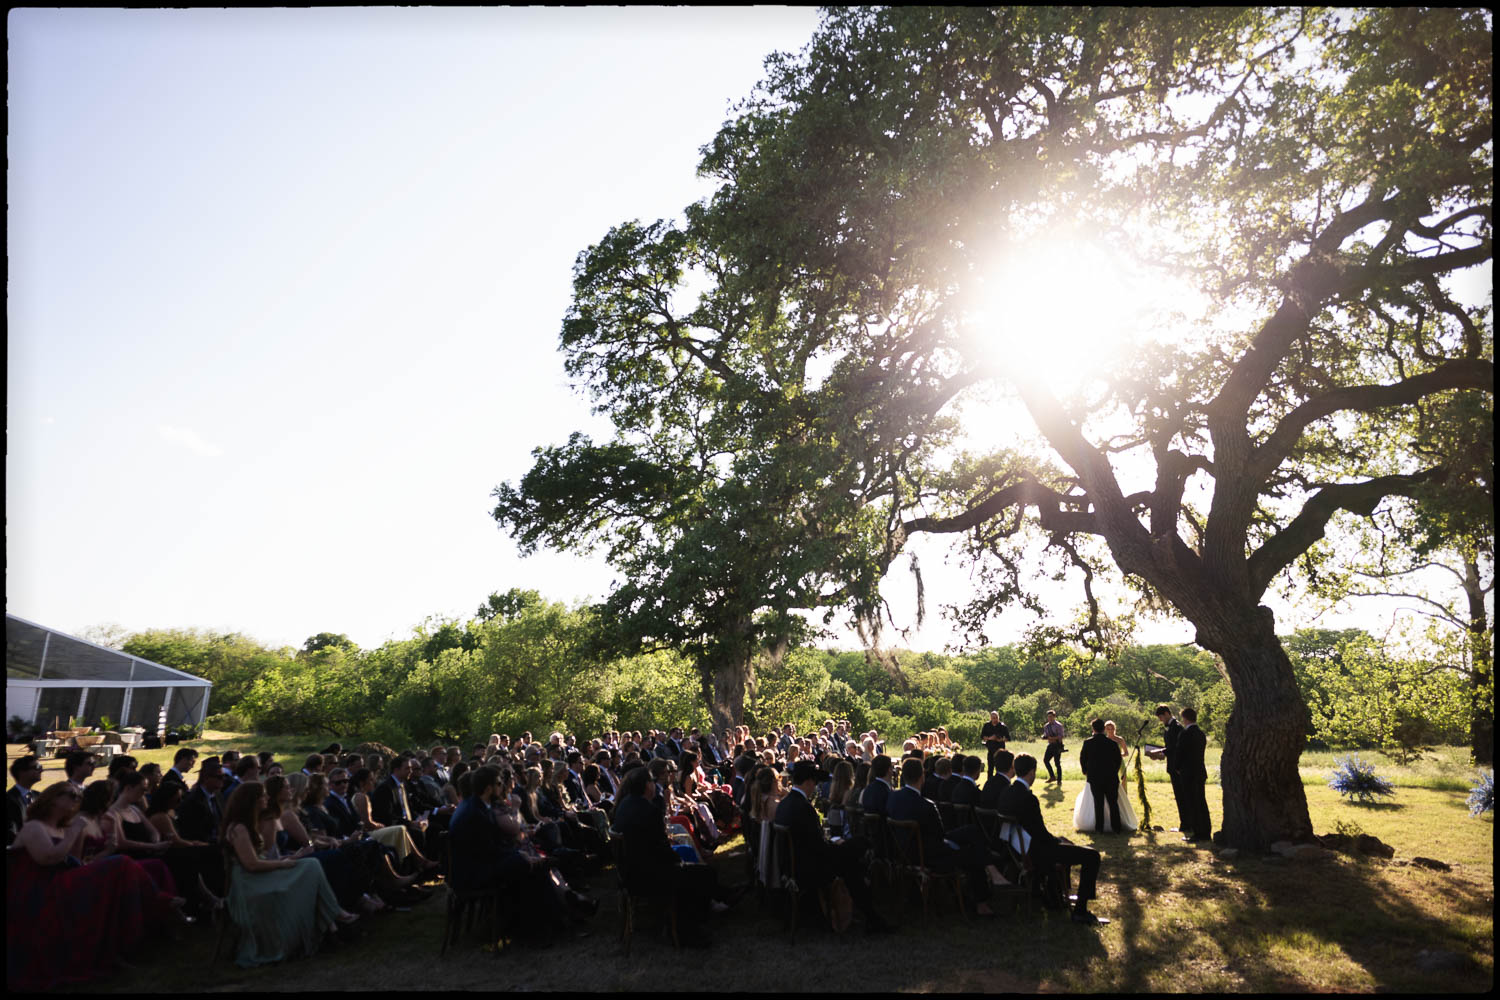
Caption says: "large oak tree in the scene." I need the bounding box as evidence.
[495,7,1492,848]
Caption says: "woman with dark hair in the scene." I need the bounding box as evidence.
[138,761,163,797]
[219,781,357,967]
[111,770,223,913]
[77,779,177,897]
[8,783,184,989]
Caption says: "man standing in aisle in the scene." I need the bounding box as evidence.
[981,710,1009,780]
[1041,711,1066,784]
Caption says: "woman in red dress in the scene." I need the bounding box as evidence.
[7,782,182,990]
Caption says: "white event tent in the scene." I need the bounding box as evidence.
[6,613,213,733]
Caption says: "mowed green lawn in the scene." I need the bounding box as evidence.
[9,735,1493,992]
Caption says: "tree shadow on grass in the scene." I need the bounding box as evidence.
[1108,844,1492,992]
[1345,800,1406,812]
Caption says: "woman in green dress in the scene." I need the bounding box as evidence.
[220,781,358,967]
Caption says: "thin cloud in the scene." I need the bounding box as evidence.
[158,424,224,457]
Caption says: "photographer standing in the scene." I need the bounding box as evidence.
[1041,710,1066,784]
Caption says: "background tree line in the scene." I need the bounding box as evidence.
[92,589,1476,761]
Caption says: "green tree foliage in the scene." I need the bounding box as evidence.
[121,628,294,717]
[1300,630,1471,763]
[532,6,1487,849]
[750,646,831,732]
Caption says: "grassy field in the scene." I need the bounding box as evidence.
[8,734,1493,992]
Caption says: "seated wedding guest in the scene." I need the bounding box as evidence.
[981,750,1016,809]
[219,781,358,967]
[112,769,222,915]
[542,761,609,854]
[998,754,1108,925]
[887,757,1004,917]
[749,766,784,887]
[63,750,98,792]
[264,774,407,913]
[146,782,198,847]
[138,761,163,796]
[8,783,186,990]
[7,754,43,847]
[350,767,435,871]
[218,752,243,806]
[861,754,894,817]
[175,758,225,844]
[323,768,360,837]
[824,759,855,839]
[930,755,956,803]
[106,754,139,782]
[611,765,729,948]
[449,766,592,942]
[581,763,610,814]
[670,769,721,853]
[775,760,890,934]
[227,754,263,807]
[847,760,871,812]
[951,755,984,812]
[370,756,434,859]
[161,747,197,791]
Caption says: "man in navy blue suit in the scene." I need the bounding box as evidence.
[860,754,894,816]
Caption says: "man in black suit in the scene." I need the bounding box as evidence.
[951,754,983,809]
[998,754,1107,925]
[1177,708,1212,843]
[7,755,43,846]
[611,765,727,946]
[324,767,360,837]
[372,756,429,857]
[980,750,1015,810]
[886,757,1001,916]
[933,755,958,804]
[981,711,1010,779]
[773,760,890,933]
[176,758,224,843]
[860,754,894,817]
[1079,718,1123,834]
[161,747,198,792]
[1147,705,1187,833]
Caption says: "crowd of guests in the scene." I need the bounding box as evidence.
[8,711,1156,987]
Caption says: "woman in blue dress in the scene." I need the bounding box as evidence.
[220,781,358,967]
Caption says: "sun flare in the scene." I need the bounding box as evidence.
[965,232,1164,392]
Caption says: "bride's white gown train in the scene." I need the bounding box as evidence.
[1072,761,1139,833]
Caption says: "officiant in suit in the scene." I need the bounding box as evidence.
[1177,708,1211,842]
[1079,719,1123,833]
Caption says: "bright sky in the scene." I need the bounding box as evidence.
[7,8,1473,658]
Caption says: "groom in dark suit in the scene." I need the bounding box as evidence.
[1079,719,1122,834]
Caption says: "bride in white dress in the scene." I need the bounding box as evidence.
[1072,720,1139,833]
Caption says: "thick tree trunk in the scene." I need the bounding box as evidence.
[1463,557,1493,765]
[702,650,754,738]
[1196,605,1315,850]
